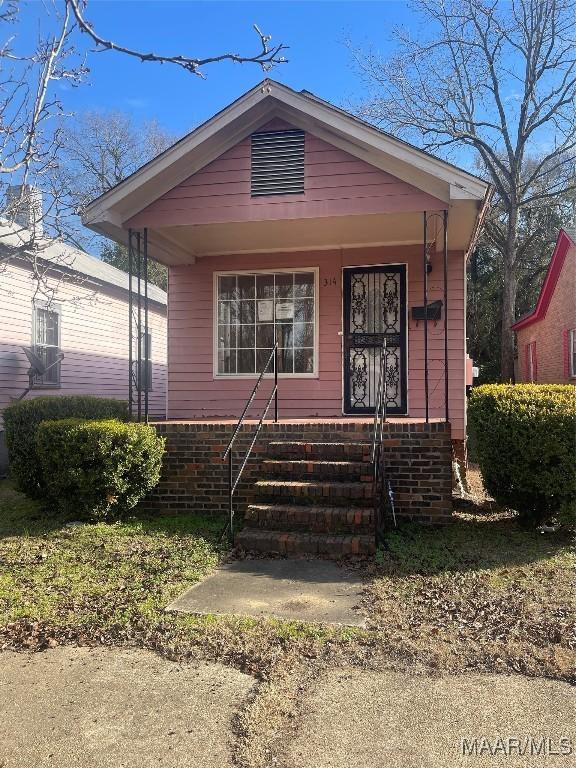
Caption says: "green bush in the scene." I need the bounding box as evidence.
[3,396,128,498]
[36,418,165,520]
[468,384,576,527]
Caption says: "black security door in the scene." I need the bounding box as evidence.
[343,265,407,415]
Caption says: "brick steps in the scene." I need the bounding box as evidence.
[235,438,377,556]
[254,479,373,506]
[236,528,376,556]
[245,503,373,533]
[261,459,372,481]
[267,441,372,462]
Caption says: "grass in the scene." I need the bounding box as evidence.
[0,476,574,684]
[367,480,575,680]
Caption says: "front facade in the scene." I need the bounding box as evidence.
[84,82,490,446]
[512,228,576,384]
[83,81,491,545]
[0,223,168,428]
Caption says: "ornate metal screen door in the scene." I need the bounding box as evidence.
[343,265,407,415]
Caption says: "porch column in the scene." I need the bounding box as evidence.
[423,212,429,423]
[423,211,450,425]
[442,209,449,423]
[127,227,150,422]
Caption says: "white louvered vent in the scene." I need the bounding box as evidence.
[251,129,305,197]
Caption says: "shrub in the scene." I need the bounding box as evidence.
[36,418,165,520]
[468,384,576,527]
[3,396,128,498]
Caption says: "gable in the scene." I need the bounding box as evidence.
[127,120,446,229]
[512,230,576,332]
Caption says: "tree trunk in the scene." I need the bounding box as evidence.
[500,207,519,381]
[500,265,518,381]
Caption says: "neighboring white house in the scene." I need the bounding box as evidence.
[0,213,167,473]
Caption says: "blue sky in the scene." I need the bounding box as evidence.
[23,0,415,138]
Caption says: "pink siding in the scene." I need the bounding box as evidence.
[127,120,446,229]
[0,260,167,423]
[166,245,466,440]
[516,243,576,383]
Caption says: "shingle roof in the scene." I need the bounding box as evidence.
[0,219,166,306]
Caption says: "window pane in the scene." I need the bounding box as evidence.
[275,300,294,322]
[238,275,255,299]
[256,323,274,348]
[219,275,236,300]
[293,322,313,347]
[294,348,314,373]
[275,274,293,298]
[238,324,255,348]
[275,324,293,348]
[294,298,313,323]
[218,324,236,349]
[256,274,274,299]
[45,312,59,346]
[256,348,274,371]
[238,349,255,373]
[277,348,293,373]
[294,272,314,297]
[218,349,236,374]
[218,300,238,324]
[256,300,273,322]
[239,300,255,324]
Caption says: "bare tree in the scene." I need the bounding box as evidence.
[350,0,576,380]
[58,110,175,287]
[0,0,287,297]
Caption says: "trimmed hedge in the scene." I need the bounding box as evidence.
[3,396,128,498]
[36,418,165,520]
[468,384,576,526]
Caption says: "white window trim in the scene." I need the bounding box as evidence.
[32,301,62,388]
[213,267,319,379]
[570,328,576,378]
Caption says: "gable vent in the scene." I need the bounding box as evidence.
[251,129,305,197]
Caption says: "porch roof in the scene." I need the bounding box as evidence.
[82,80,492,265]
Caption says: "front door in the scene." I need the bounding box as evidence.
[343,265,407,415]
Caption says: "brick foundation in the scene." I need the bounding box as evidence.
[144,420,453,523]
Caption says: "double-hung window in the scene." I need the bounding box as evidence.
[570,329,576,378]
[33,303,61,386]
[216,270,316,376]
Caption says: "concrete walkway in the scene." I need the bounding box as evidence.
[0,647,253,768]
[284,669,576,767]
[167,559,366,626]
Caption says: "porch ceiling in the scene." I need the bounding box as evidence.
[138,202,482,266]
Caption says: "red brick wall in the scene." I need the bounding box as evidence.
[143,420,453,523]
[516,244,576,383]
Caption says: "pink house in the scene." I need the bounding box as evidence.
[83,81,491,554]
[0,215,167,474]
[512,228,576,384]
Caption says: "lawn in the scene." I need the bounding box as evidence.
[0,477,574,684]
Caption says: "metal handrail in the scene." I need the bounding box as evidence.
[222,343,279,543]
[372,339,396,546]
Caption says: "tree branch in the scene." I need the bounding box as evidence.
[66,0,288,76]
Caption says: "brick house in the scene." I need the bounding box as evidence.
[512,228,576,384]
[83,81,492,554]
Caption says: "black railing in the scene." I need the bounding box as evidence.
[372,339,396,546]
[221,343,279,544]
